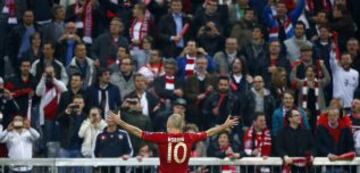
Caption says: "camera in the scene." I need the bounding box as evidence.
[127,99,138,105]
[204,26,212,32]
[45,74,53,85]
[13,121,23,128]
[69,104,80,109]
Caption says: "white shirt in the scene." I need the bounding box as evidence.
[0,126,40,171]
[140,92,149,116]
[233,74,243,83]
[133,22,142,40]
[330,51,359,108]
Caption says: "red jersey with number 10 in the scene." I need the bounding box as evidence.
[141,131,207,173]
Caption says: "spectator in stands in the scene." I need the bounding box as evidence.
[269,67,289,106]
[347,38,360,72]
[5,59,37,118]
[36,65,67,157]
[329,4,356,51]
[203,76,238,129]
[109,46,130,73]
[194,0,228,37]
[110,56,135,101]
[242,25,267,77]
[214,37,241,75]
[276,109,314,172]
[65,0,101,44]
[138,49,165,83]
[158,0,191,58]
[78,106,107,158]
[184,56,217,129]
[124,73,159,120]
[153,98,187,132]
[58,74,84,117]
[330,48,359,111]
[290,45,317,80]
[131,36,153,70]
[22,32,42,63]
[196,19,225,56]
[31,42,69,84]
[153,59,183,111]
[8,10,40,69]
[86,68,121,118]
[176,40,198,80]
[228,0,250,25]
[56,22,82,66]
[351,98,360,155]
[316,108,354,161]
[258,0,305,42]
[272,90,310,137]
[121,96,152,155]
[313,25,332,72]
[92,17,129,67]
[43,5,66,43]
[243,112,271,157]
[134,143,156,173]
[230,8,258,49]
[129,2,155,48]
[308,11,329,41]
[66,43,96,88]
[292,63,330,130]
[229,57,251,95]
[0,115,40,173]
[284,21,313,63]
[94,111,133,173]
[249,76,276,129]
[28,0,55,25]
[207,131,241,173]
[57,95,86,173]
[261,41,291,85]
[0,77,19,129]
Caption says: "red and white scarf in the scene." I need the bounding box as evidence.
[282,155,313,173]
[165,75,175,90]
[243,127,272,157]
[305,0,314,13]
[129,14,150,46]
[3,0,17,24]
[82,0,93,44]
[220,145,238,173]
[39,86,60,125]
[301,79,320,112]
[185,55,196,78]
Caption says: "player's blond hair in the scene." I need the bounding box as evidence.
[167,114,185,131]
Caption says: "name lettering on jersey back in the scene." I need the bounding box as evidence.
[168,137,184,143]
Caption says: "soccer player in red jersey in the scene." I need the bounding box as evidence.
[107,112,238,173]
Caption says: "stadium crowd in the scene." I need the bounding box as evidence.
[1,0,360,172]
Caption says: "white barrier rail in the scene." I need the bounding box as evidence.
[0,157,359,166]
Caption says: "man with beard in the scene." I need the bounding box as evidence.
[330,48,359,111]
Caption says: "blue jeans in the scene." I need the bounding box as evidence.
[58,148,83,173]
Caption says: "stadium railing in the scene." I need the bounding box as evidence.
[0,157,359,173]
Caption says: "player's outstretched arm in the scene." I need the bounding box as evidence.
[205,115,239,137]
[108,111,143,138]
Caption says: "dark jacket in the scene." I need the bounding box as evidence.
[58,89,85,115]
[153,75,183,101]
[248,88,276,129]
[0,97,19,127]
[276,126,314,157]
[124,91,160,121]
[241,42,268,76]
[91,33,129,67]
[202,91,239,129]
[85,83,121,117]
[94,128,133,157]
[122,111,152,155]
[315,115,354,156]
[57,111,86,150]
[260,54,291,85]
[4,74,37,116]
[157,13,192,58]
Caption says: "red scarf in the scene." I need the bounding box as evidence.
[165,75,175,90]
[130,14,150,47]
[305,0,314,13]
[301,80,320,114]
[282,155,312,173]
[322,0,331,13]
[82,0,93,44]
[216,93,226,109]
[243,127,272,157]
[185,55,195,78]
[5,0,17,24]
[219,145,238,173]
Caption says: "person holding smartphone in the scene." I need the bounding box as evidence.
[0,115,40,173]
[57,95,86,173]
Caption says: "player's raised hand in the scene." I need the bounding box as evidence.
[107,111,122,124]
[223,115,239,129]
